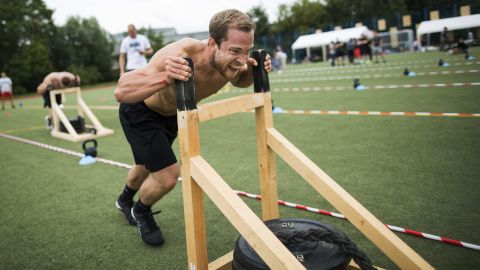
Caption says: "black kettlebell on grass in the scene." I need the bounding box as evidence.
[82,139,98,158]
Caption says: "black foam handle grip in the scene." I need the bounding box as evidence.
[175,58,197,111]
[251,50,270,93]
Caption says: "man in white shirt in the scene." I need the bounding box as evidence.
[0,72,15,110]
[119,24,153,76]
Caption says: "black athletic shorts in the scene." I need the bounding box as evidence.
[119,102,178,172]
[43,90,62,108]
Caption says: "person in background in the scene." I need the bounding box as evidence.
[346,39,355,64]
[372,32,386,63]
[274,46,288,73]
[335,40,345,66]
[441,27,450,51]
[456,38,470,59]
[119,24,153,76]
[358,35,369,64]
[0,72,15,110]
[328,41,336,66]
[36,71,80,128]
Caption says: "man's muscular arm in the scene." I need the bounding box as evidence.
[114,56,192,103]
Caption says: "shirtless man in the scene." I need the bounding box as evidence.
[114,9,271,246]
[36,71,80,128]
[36,71,80,108]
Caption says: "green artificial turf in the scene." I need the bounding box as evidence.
[1,50,479,269]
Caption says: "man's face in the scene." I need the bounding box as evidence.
[128,26,137,38]
[212,28,254,80]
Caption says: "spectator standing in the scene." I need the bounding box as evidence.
[274,46,288,73]
[335,40,345,66]
[346,39,355,64]
[0,72,15,110]
[328,42,336,66]
[441,27,450,51]
[372,32,386,63]
[119,24,153,76]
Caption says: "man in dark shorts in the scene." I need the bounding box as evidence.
[36,71,80,128]
[114,9,272,247]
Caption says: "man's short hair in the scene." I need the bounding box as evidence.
[209,9,255,47]
[61,76,72,87]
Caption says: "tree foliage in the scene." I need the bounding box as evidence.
[138,27,165,54]
[0,0,56,93]
[0,0,114,93]
[60,16,115,84]
[247,5,271,48]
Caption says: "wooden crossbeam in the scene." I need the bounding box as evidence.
[266,127,434,270]
[49,87,113,142]
[198,93,264,122]
[190,156,306,270]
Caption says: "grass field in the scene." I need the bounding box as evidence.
[1,50,479,270]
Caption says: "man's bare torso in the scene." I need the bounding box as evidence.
[144,39,230,116]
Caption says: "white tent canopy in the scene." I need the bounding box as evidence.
[291,26,373,61]
[417,14,480,40]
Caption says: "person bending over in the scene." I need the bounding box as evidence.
[114,9,272,246]
[36,71,80,128]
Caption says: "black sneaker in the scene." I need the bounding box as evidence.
[115,198,136,226]
[131,207,165,246]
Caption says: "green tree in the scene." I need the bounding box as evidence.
[247,5,271,48]
[324,0,355,26]
[60,16,115,84]
[0,0,56,92]
[7,40,53,94]
[274,0,327,33]
[138,27,165,55]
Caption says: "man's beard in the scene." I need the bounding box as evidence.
[211,51,228,79]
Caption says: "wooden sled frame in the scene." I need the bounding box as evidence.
[50,87,114,142]
[177,51,434,270]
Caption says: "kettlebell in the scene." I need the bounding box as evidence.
[82,139,98,158]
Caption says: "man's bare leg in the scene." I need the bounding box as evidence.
[138,163,180,205]
[116,164,149,225]
[131,163,180,246]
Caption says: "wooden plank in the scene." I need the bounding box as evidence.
[178,110,208,270]
[49,87,113,142]
[50,130,79,142]
[255,92,279,220]
[266,128,434,270]
[51,102,78,136]
[198,93,264,122]
[78,97,104,129]
[190,156,306,270]
[347,260,386,270]
[49,87,80,95]
[208,251,233,270]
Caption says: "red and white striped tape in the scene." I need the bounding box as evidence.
[235,190,480,251]
[1,132,478,251]
[221,81,480,94]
